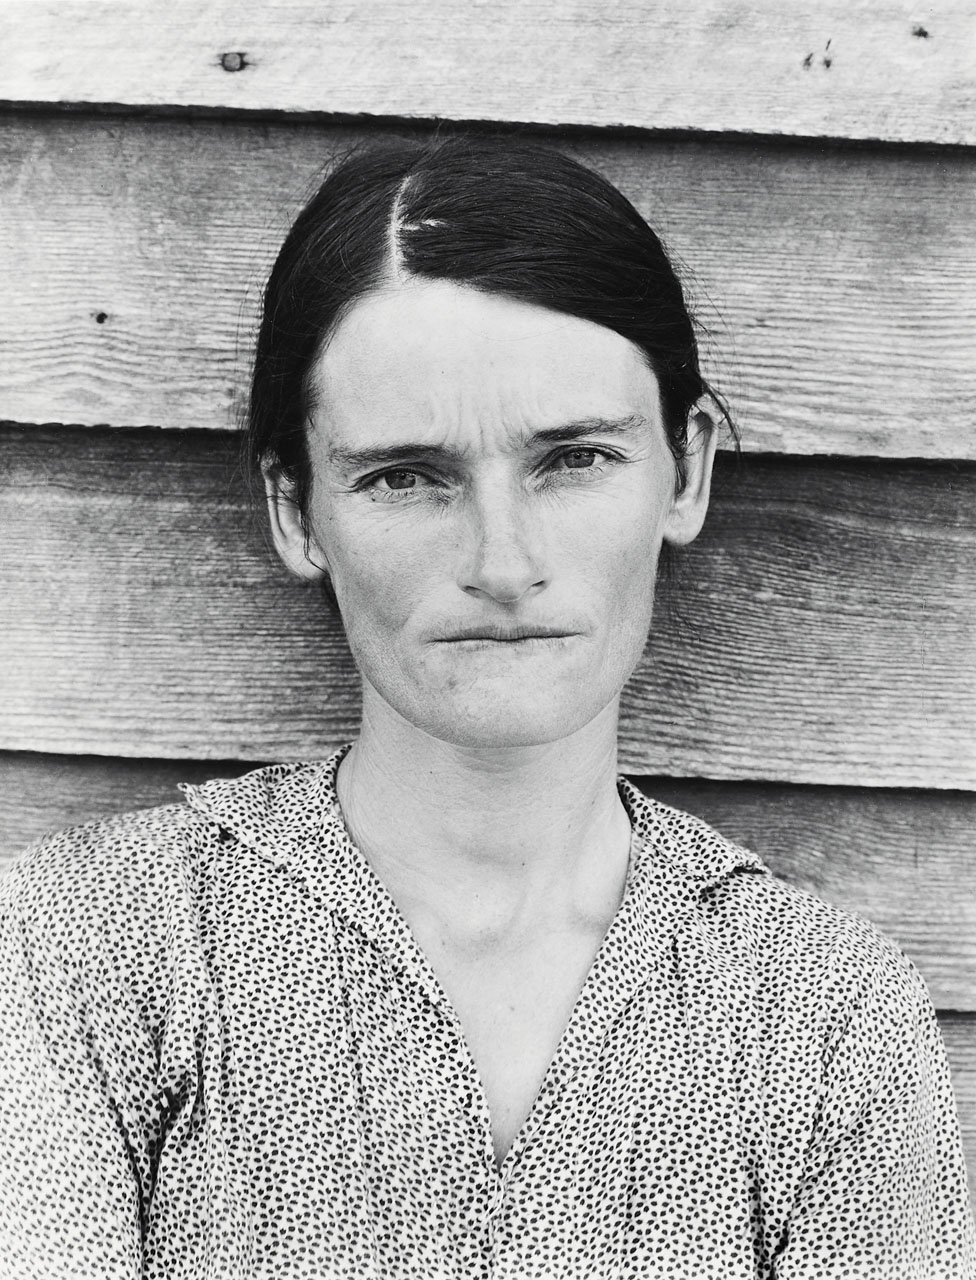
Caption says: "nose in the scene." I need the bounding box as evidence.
[459,477,547,604]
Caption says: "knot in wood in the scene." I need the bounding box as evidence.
[220,51,248,73]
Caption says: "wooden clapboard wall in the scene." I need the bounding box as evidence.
[1,0,974,1201]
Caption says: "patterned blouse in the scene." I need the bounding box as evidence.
[1,746,973,1279]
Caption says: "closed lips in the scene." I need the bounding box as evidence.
[439,627,576,641]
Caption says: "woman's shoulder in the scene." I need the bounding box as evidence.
[626,782,926,1014]
[0,799,218,975]
[0,760,327,951]
[4,797,204,895]
[721,861,924,1017]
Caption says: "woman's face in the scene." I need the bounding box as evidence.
[269,279,714,749]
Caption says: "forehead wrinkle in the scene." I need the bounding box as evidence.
[309,279,663,458]
[325,438,467,470]
[324,412,650,472]
[522,413,650,445]
[488,411,651,458]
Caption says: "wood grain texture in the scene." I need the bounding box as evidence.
[2,115,975,459]
[1,425,974,788]
[3,754,973,1010]
[1,1,974,144]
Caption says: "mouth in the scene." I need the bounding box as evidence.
[436,625,578,644]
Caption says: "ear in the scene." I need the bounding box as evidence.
[662,404,719,547]
[262,463,330,582]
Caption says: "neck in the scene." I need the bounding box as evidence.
[335,690,633,943]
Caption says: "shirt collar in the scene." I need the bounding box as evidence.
[617,776,769,890]
[182,749,770,1024]
[181,746,768,903]
[181,748,349,873]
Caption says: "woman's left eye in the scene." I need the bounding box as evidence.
[560,448,598,469]
[551,447,609,472]
[375,469,420,491]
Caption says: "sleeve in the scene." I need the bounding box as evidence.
[0,886,143,1279]
[774,946,976,1279]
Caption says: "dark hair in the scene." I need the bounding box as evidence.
[246,134,732,533]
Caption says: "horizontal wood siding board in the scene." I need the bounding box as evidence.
[1,425,974,788]
[2,753,973,1009]
[1,2,974,143]
[2,115,976,459]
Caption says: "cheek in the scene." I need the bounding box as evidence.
[323,511,433,631]
[563,488,667,618]
[599,547,661,651]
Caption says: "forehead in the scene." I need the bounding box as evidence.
[309,279,662,451]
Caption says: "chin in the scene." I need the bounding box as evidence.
[412,694,608,752]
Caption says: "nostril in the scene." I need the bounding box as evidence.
[461,491,548,601]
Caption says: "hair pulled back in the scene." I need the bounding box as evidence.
[246,135,730,522]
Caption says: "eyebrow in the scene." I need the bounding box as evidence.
[327,414,648,472]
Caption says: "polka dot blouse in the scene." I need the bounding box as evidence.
[1,746,973,1278]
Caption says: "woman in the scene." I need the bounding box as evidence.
[1,137,972,1278]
